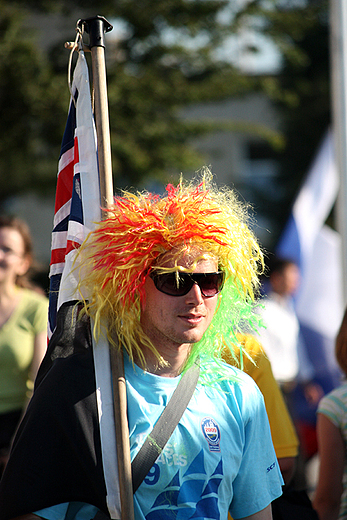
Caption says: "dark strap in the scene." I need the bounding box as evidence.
[131,361,200,493]
[92,512,112,520]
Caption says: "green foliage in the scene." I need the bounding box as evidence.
[0,0,330,228]
[0,0,275,203]
[0,2,67,203]
[259,0,330,235]
[229,0,330,244]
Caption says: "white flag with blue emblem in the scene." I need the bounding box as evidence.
[276,130,343,392]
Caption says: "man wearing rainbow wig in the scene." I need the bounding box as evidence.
[0,171,283,520]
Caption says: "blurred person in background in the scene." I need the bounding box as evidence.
[312,307,347,520]
[256,257,309,400]
[223,334,322,520]
[223,333,299,486]
[0,216,48,478]
[256,256,323,490]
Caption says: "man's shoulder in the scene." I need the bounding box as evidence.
[207,361,266,423]
[203,358,261,396]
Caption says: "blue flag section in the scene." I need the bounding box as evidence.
[276,131,344,445]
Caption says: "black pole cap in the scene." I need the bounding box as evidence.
[78,15,113,48]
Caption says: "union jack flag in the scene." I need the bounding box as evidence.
[48,50,101,338]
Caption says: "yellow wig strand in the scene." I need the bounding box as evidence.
[76,169,264,372]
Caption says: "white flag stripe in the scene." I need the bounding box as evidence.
[66,220,86,245]
[58,147,74,175]
[51,230,68,250]
[48,262,65,277]
[53,199,73,229]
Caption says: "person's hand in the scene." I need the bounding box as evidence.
[304,382,324,406]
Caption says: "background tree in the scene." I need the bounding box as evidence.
[245,0,330,241]
[274,0,330,235]
[0,3,67,203]
[0,0,330,243]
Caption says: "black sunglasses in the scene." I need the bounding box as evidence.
[149,270,225,297]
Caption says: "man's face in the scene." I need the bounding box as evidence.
[141,253,219,354]
[271,263,300,296]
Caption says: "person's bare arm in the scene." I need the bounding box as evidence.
[235,504,272,520]
[312,413,344,520]
[30,330,47,380]
[23,330,47,411]
[278,456,296,484]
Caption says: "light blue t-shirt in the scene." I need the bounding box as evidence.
[36,356,283,520]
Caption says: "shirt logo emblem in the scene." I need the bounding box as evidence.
[201,417,221,452]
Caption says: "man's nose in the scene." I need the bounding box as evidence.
[184,282,203,304]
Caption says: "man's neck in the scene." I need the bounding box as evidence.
[137,343,191,378]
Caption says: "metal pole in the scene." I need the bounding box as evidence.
[330,0,347,305]
[79,16,135,520]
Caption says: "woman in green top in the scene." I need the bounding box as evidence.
[0,216,48,477]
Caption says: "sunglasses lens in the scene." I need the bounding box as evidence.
[154,273,193,296]
[151,271,224,297]
[199,273,224,297]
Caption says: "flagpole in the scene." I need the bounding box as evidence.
[330,0,347,304]
[80,16,135,520]
[80,16,114,209]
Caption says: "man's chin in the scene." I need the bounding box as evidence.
[181,330,205,345]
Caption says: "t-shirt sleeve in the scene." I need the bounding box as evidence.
[22,290,49,335]
[251,352,299,459]
[228,379,283,519]
[317,388,346,429]
[234,334,299,459]
[31,293,49,334]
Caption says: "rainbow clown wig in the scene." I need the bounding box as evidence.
[76,169,264,372]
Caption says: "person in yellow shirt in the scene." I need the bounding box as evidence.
[223,333,299,485]
[224,334,299,520]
